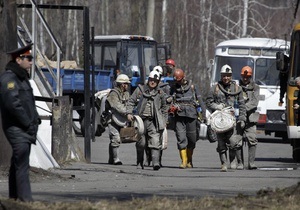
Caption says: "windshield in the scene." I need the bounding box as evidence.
[255,58,279,86]
[214,56,254,82]
[120,42,157,78]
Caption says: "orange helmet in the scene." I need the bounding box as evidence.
[173,68,185,81]
[166,59,176,67]
[241,66,253,77]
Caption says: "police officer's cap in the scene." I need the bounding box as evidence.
[7,43,33,60]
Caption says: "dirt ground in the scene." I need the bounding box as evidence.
[0,166,300,210]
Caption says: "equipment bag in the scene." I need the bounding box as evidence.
[120,127,139,143]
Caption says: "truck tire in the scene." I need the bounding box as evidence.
[292,139,300,162]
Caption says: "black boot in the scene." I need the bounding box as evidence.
[159,150,163,167]
[136,147,144,169]
[151,149,161,170]
[108,144,113,164]
[145,147,152,166]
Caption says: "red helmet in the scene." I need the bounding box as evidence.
[241,66,253,77]
[173,69,185,81]
[166,59,176,67]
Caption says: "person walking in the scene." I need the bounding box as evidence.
[145,65,170,167]
[170,68,206,169]
[107,74,131,165]
[239,66,260,169]
[0,44,40,202]
[206,64,246,172]
[126,71,168,170]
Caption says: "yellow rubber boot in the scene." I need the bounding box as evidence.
[187,148,194,168]
[179,149,188,169]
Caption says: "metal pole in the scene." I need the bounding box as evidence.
[83,7,91,163]
[57,46,61,96]
[31,1,36,79]
[91,27,95,142]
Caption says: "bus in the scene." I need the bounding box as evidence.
[210,37,290,138]
[277,23,300,162]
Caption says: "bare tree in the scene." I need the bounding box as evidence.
[0,0,17,166]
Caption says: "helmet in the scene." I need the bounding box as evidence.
[153,66,163,75]
[220,64,232,74]
[173,68,185,81]
[116,74,130,84]
[148,70,160,80]
[241,66,253,77]
[166,59,176,67]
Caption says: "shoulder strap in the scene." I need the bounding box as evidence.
[108,88,121,100]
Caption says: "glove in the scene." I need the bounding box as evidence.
[127,114,134,122]
[237,120,245,129]
[215,103,224,110]
[27,124,37,136]
[166,96,173,103]
[168,104,178,115]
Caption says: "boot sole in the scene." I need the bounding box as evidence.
[153,165,160,170]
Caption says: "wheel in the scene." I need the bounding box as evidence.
[292,139,300,162]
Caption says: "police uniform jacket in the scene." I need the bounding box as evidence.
[0,61,39,144]
[126,84,168,131]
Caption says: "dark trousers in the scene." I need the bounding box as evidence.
[9,142,33,202]
[175,116,197,150]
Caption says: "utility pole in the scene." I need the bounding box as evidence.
[0,0,17,166]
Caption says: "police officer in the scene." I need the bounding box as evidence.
[235,66,260,170]
[126,71,168,170]
[0,44,40,202]
[206,64,246,172]
[170,69,206,169]
[107,74,131,165]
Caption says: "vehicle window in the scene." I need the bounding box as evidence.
[143,44,157,76]
[255,58,279,86]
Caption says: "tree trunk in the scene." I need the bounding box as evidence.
[146,0,155,37]
[0,0,17,167]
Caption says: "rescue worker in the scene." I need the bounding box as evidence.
[145,65,170,167]
[229,66,260,170]
[126,71,168,170]
[0,44,40,202]
[170,68,206,169]
[206,64,246,172]
[240,66,260,169]
[165,59,176,77]
[107,74,131,165]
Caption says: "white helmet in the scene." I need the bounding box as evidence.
[116,74,130,84]
[220,64,232,74]
[148,70,160,80]
[153,66,163,75]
